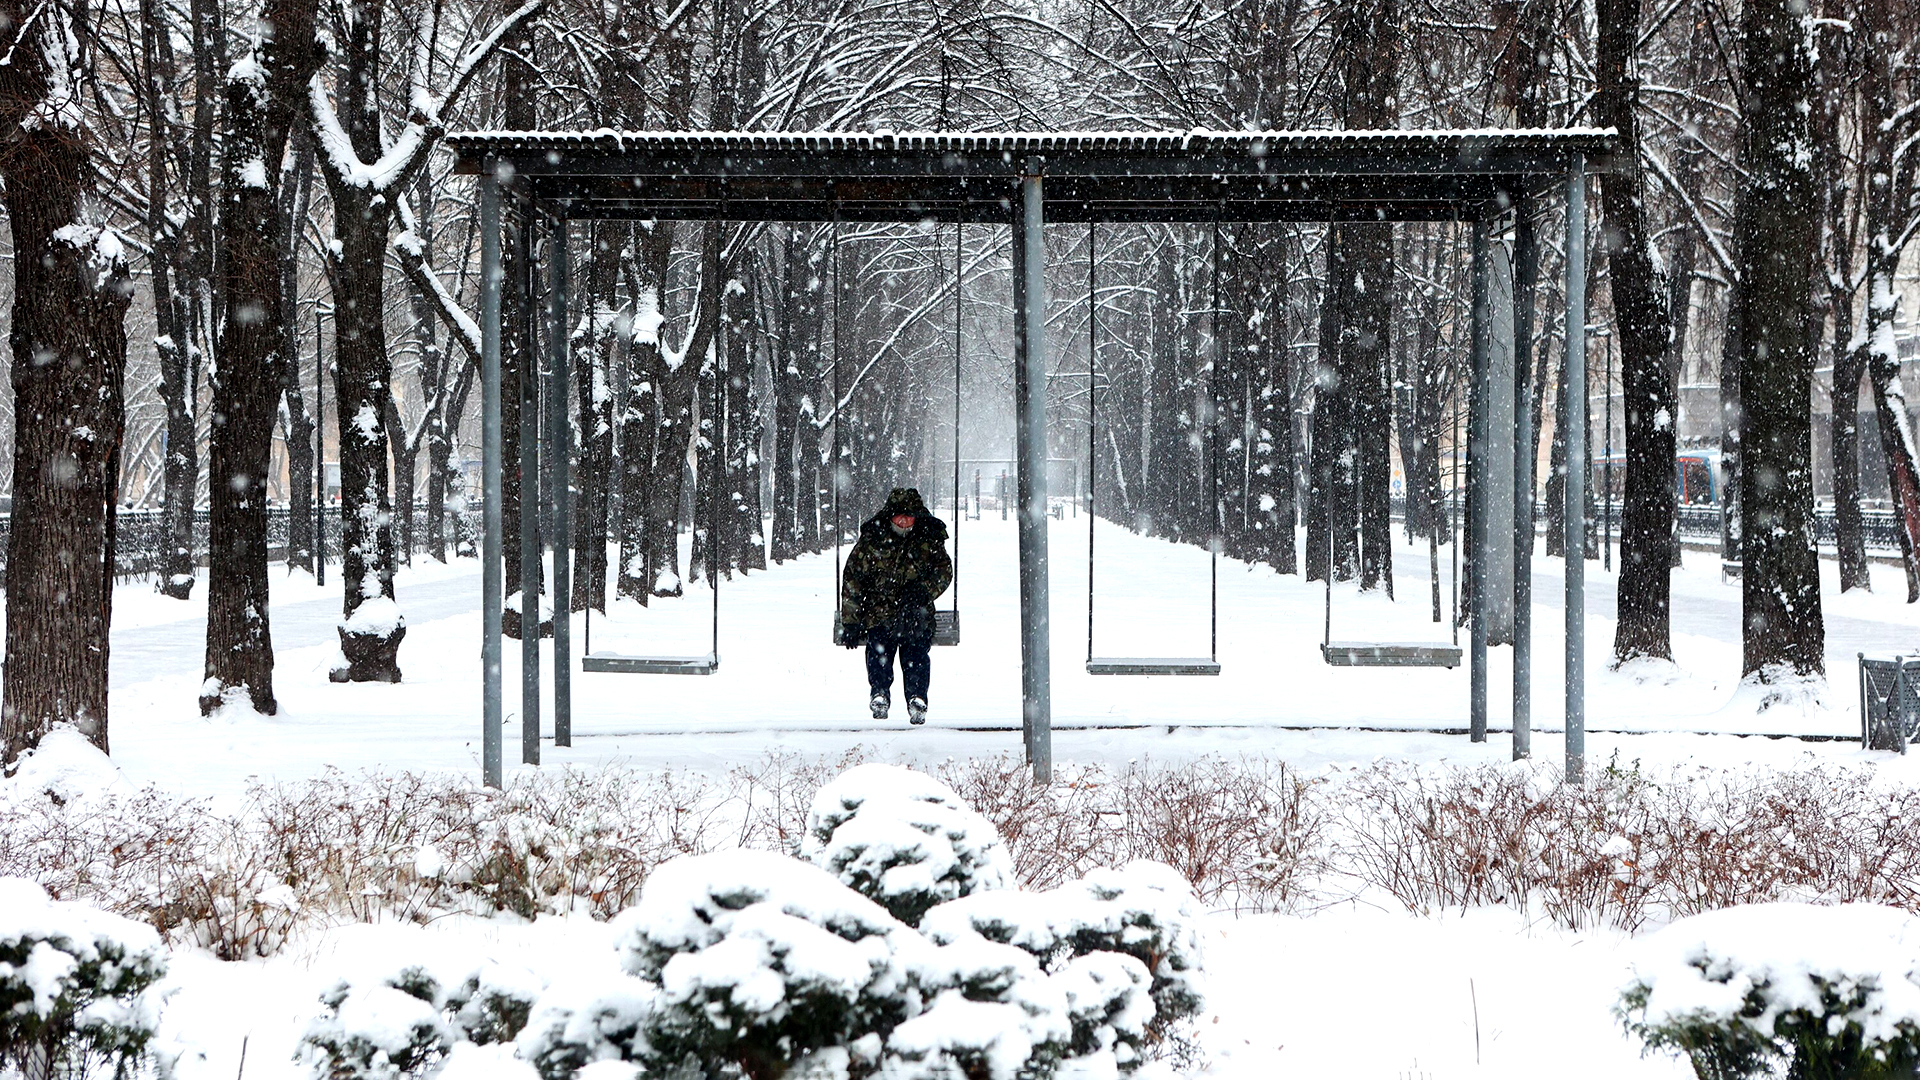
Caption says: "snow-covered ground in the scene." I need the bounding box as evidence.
[24,513,1920,1078]
[102,511,1920,798]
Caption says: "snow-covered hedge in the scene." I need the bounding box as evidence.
[802,762,1014,925]
[0,876,168,1079]
[613,848,918,1079]
[517,766,1206,1079]
[1618,903,1920,1079]
[920,860,1204,1053]
[515,972,653,1080]
[299,948,545,1080]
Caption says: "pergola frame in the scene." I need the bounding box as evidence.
[448,127,1617,785]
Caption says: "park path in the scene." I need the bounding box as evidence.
[108,566,483,690]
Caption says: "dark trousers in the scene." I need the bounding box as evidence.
[866,627,931,702]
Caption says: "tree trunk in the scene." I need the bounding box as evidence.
[1348,223,1395,594]
[500,27,537,628]
[621,222,700,600]
[381,395,418,567]
[769,226,802,562]
[1868,342,1920,601]
[1831,343,1870,588]
[198,0,320,715]
[1736,0,1825,677]
[1596,0,1676,663]
[326,195,405,681]
[411,171,451,564]
[1251,229,1296,573]
[441,362,477,558]
[1820,40,1871,592]
[1864,249,1920,600]
[1214,228,1249,560]
[281,134,317,576]
[0,0,134,761]
[317,1,405,681]
[727,266,767,573]
[796,227,828,552]
[1145,253,1182,539]
[1546,332,1568,558]
[692,228,725,584]
[1855,0,1920,601]
[1306,226,1349,582]
[138,0,201,599]
[1338,0,1399,594]
[573,220,623,612]
[1718,230,1744,569]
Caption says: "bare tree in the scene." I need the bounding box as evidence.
[1737,0,1826,678]
[198,0,325,715]
[1596,0,1677,664]
[307,0,543,680]
[0,0,135,759]
[1852,0,1920,600]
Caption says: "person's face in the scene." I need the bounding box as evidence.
[891,513,916,531]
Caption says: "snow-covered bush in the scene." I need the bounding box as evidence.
[802,763,1013,926]
[1051,951,1155,1064]
[610,849,915,1080]
[514,973,653,1080]
[520,768,1208,1080]
[301,950,544,1080]
[0,876,168,1079]
[1056,862,1205,1034]
[893,936,1072,1078]
[885,991,1065,1080]
[921,860,1204,1053]
[1618,903,1920,1079]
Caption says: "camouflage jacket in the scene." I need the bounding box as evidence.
[840,488,953,642]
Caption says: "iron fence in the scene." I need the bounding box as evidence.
[1388,496,1907,553]
[0,505,474,587]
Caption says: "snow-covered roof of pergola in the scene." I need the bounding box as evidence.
[445,127,1619,223]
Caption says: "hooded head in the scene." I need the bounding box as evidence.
[883,487,930,518]
[867,486,942,540]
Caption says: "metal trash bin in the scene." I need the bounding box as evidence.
[1858,653,1920,753]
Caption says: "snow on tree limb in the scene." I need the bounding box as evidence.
[392,227,481,363]
[308,0,544,195]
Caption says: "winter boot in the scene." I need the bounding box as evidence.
[907,697,928,726]
[870,693,890,720]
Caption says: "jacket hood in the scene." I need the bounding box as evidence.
[882,487,930,517]
[861,487,946,539]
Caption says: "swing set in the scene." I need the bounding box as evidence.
[453,127,1612,786]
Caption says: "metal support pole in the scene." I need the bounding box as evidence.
[547,212,572,749]
[1512,206,1539,761]
[479,170,505,789]
[1565,156,1589,784]
[516,205,540,765]
[1012,164,1052,783]
[1468,218,1491,743]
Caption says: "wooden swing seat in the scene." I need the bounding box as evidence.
[833,611,961,648]
[1319,641,1461,668]
[581,653,719,675]
[1086,657,1221,676]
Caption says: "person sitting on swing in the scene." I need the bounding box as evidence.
[841,487,953,725]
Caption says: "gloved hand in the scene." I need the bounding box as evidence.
[841,622,866,649]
